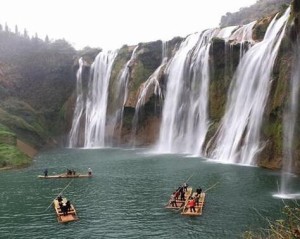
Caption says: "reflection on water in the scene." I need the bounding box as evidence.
[0,148,299,239]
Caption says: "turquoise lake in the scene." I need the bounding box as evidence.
[0,147,298,239]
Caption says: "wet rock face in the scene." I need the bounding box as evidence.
[294,0,300,12]
[290,0,300,41]
[252,16,273,41]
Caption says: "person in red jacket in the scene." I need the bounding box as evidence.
[188,198,196,212]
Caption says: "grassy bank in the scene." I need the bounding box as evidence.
[0,124,32,169]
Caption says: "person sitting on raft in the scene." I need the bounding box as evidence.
[67,169,72,175]
[196,187,202,194]
[57,195,63,203]
[62,203,68,216]
[66,200,71,211]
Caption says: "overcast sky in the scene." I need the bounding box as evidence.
[0,0,257,50]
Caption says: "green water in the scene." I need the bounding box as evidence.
[0,148,296,238]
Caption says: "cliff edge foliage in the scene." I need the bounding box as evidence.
[220,0,291,27]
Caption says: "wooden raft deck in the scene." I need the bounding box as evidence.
[165,187,193,209]
[181,192,206,216]
[38,174,92,179]
[53,198,78,223]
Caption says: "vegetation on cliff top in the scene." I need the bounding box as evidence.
[220,0,291,27]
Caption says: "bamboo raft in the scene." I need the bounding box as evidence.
[38,174,92,179]
[181,192,206,216]
[53,197,78,223]
[165,187,193,209]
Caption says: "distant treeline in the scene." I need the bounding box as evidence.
[0,23,100,111]
[220,0,291,27]
[0,24,77,111]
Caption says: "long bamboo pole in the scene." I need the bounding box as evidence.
[44,179,74,211]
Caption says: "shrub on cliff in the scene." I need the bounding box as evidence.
[243,204,300,238]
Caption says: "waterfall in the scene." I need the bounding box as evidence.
[156,29,217,154]
[217,26,239,41]
[229,21,257,58]
[109,46,139,144]
[277,38,300,198]
[68,58,85,148]
[84,51,118,148]
[210,8,290,165]
[215,23,256,102]
[131,41,167,145]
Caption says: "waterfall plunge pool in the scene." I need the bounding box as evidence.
[0,147,298,239]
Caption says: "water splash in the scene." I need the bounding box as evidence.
[84,51,118,148]
[210,8,290,165]
[156,29,217,155]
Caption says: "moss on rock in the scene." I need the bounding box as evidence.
[0,99,48,148]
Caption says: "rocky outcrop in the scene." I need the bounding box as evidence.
[102,5,297,170]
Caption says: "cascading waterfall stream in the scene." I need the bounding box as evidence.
[216,22,256,109]
[84,51,118,148]
[68,58,85,148]
[156,29,217,154]
[210,8,290,165]
[217,26,238,41]
[186,30,217,155]
[229,21,257,58]
[275,38,300,199]
[109,46,139,143]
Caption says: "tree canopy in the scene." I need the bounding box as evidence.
[220,0,291,27]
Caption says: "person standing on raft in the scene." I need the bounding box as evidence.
[88,168,92,176]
